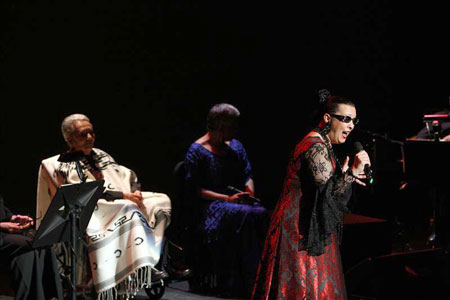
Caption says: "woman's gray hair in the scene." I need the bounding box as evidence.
[207,103,240,131]
[61,113,90,144]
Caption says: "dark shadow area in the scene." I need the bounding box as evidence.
[1,1,448,214]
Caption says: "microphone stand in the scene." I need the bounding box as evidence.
[69,161,87,300]
[356,128,406,174]
[356,128,404,146]
[58,152,88,300]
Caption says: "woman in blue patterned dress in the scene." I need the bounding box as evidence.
[184,103,270,297]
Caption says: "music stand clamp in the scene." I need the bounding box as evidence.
[33,180,105,300]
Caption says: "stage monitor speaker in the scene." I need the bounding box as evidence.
[346,248,450,300]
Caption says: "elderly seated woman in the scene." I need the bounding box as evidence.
[184,103,270,298]
[36,114,171,299]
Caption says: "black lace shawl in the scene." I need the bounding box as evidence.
[297,139,354,256]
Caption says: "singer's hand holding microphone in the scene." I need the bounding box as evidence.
[352,142,372,185]
[341,142,372,186]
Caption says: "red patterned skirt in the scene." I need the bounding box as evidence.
[252,195,347,300]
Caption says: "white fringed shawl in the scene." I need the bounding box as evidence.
[36,148,171,299]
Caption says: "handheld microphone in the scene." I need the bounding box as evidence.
[354,141,373,184]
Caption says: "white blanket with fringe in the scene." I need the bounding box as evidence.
[36,148,171,299]
[87,193,170,299]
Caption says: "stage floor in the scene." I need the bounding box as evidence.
[0,281,241,300]
[130,280,236,300]
[0,235,445,300]
[0,281,229,300]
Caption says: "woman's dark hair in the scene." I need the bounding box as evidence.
[206,103,240,131]
[312,89,355,125]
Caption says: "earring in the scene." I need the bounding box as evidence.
[324,121,331,133]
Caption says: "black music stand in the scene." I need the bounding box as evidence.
[32,180,105,300]
[404,139,450,247]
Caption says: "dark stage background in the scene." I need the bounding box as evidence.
[0,1,449,224]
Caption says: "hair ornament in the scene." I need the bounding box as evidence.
[318,89,331,103]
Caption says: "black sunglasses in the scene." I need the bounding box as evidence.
[330,114,359,125]
[76,129,95,138]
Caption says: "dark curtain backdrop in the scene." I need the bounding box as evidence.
[0,1,449,219]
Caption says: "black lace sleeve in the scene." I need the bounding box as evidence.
[299,142,354,256]
[305,142,354,201]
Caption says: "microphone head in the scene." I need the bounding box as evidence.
[354,141,364,152]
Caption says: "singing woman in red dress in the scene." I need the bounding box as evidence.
[252,90,371,300]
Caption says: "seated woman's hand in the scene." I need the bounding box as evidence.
[227,192,251,203]
[123,190,145,208]
[0,221,29,233]
[11,214,34,226]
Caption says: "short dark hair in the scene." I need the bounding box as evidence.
[207,103,240,131]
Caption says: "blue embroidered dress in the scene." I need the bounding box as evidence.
[184,139,269,296]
